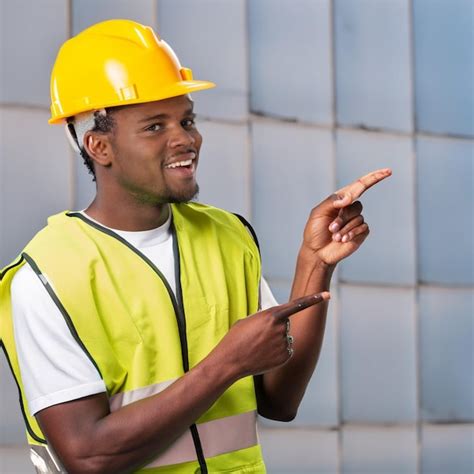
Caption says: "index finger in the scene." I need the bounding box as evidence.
[333,168,392,208]
[272,292,331,321]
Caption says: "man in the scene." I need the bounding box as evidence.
[0,20,391,473]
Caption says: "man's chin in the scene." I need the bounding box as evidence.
[166,184,199,204]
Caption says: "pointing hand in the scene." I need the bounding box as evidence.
[303,168,392,265]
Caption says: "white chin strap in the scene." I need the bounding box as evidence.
[64,109,106,154]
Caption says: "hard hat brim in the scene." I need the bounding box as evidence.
[48,80,216,124]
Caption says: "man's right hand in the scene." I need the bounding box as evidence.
[211,292,331,380]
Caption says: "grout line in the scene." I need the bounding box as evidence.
[264,278,473,291]
[0,103,472,142]
[196,112,474,141]
[154,0,159,29]
[0,103,50,112]
[408,0,422,471]
[246,119,253,221]
[67,0,73,37]
[329,1,343,471]
[330,0,338,132]
[335,281,474,290]
[243,0,252,221]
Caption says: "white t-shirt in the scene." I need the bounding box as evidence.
[11,210,278,415]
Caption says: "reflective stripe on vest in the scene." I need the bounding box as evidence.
[29,445,65,473]
[110,379,258,468]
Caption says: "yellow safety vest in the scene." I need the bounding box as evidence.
[0,203,265,473]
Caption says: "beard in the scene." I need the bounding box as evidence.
[165,182,199,204]
[126,181,200,206]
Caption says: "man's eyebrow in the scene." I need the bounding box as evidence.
[138,108,195,123]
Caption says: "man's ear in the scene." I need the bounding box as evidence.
[83,131,113,167]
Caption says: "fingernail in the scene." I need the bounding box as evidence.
[342,234,349,243]
[329,222,340,232]
[320,291,331,300]
[334,233,342,242]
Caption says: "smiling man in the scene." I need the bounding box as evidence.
[0,20,391,474]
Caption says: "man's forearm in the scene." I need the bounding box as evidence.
[257,246,335,421]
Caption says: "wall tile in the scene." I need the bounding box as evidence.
[195,121,249,218]
[342,425,418,473]
[0,446,34,474]
[249,0,333,125]
[259,428,338,473]
[420,287,474,422]
[414,0,474,137]
[0,3,4,99]
[252,120,334,280]
[73,0,156,34]
[262,298,339,428]
[0,0,68,107]
[0,354,25,444]
[0,108,72,266]
[340,285,417,423]
[421,424,474,474]
[158,0,248,121]
[417,136,474,285]
[336,130,416,286]
[264,280,291,305]
[334,0,413,132]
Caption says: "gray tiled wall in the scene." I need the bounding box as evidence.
[334,0,414,133]
[1,1,473,473]
[249,0,333,125]
[413,0,474,137]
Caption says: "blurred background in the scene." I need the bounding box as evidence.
[0,0,473,473]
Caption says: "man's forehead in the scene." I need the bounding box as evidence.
[116,95,194,120]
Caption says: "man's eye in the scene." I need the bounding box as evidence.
[146,123,162,132]
[182,119,195,128]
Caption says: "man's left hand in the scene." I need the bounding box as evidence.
[302,168,392,266]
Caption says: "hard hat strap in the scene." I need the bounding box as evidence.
[65,122,81,154]
[64,109,106,154]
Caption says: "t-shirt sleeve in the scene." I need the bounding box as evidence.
[259,276,278,310]
[11,264,106,415]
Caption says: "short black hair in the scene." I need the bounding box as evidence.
[67,106,124,181]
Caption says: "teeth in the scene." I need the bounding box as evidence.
[166,158,194,169]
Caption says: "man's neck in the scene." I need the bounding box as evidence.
[84,197,171,231]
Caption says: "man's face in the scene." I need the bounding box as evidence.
[106,94,202,204]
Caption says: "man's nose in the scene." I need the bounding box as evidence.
[168,125,195,148]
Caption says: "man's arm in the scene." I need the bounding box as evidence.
[255,168,392,421]
[37,294,329,474]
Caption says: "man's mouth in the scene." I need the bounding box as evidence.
[164,152,196,170]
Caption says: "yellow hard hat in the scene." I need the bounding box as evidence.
[49,19,216,124]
